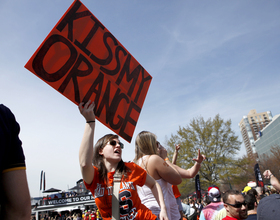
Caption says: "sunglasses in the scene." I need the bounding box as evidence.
[224,202,247,208]
[108,140,124,149]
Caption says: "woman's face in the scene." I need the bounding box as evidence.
[99,138,123,162]
[156,141,162,154]
[157,142,167,158]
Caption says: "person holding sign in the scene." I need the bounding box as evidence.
[78,101,168,220]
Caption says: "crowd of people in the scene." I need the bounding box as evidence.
[178,174,280,220]
[1,101,280,220]
[79,100,206,220]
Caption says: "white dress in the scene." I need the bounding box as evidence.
[136,156,180,220]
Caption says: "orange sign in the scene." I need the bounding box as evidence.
[25,0,152,143]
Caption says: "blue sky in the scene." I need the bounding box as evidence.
[1,0,280,198]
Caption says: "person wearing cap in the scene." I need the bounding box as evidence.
[257,193,280,220]
[246,182,264,199]
[222,189,247,220]
[242,186,251,195]
[199,185,224,220]
[246,188,261,205]
[247,182,257,189]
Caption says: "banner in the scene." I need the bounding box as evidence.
[195,175,201,199]
[25,0,152,142]
[254,163,264,187]
[45,195,94,206]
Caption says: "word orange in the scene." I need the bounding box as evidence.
[25,0,152,142]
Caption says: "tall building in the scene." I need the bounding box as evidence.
[238,110,273,159]
[254,114,280,157]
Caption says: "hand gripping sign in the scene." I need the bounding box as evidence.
[25,0,152,142]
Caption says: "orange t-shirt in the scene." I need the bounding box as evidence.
[172,185,181,199]
[84,162,157,220]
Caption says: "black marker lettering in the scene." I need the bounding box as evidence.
[134,68,152,103]
[82,72,104,106]
[90,32,117,65]
[32,34,77,82]
[100,45,127,76]
[95,80,111,118]
[56,0,91,42]
[119,101,141,143]
[74,15,105,56]
[58,54,93,103]
[108,89,129,129]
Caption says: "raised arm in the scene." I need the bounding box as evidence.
[263,170,280,191]
[145,174,169,220]
[173,149,205,179]
[79,100,96,184]
[154,144,182,185]
[172,144,180,164]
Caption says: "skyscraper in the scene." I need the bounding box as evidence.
[238,110,273,159]
[254,114,280,157]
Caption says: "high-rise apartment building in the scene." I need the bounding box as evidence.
[239,110,273,159]
[254,114,280,157]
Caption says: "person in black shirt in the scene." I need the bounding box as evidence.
[0,104,31,219]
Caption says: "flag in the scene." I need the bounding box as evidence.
[254,163,264,187]
[195,175,201,199]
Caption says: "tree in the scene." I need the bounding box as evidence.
[229,155,256,191]
[167,114,243,195]
[258,145,280,185]
[226,146,280,192]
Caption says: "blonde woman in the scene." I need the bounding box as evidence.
[134,131,205,220]
[134,131,182,220]
[79,101,168,220]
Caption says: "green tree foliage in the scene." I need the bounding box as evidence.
[167,114,243,196]
[223,146,280,192]
[230,155,256,191]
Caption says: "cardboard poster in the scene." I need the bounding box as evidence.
[25,0,152,142]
